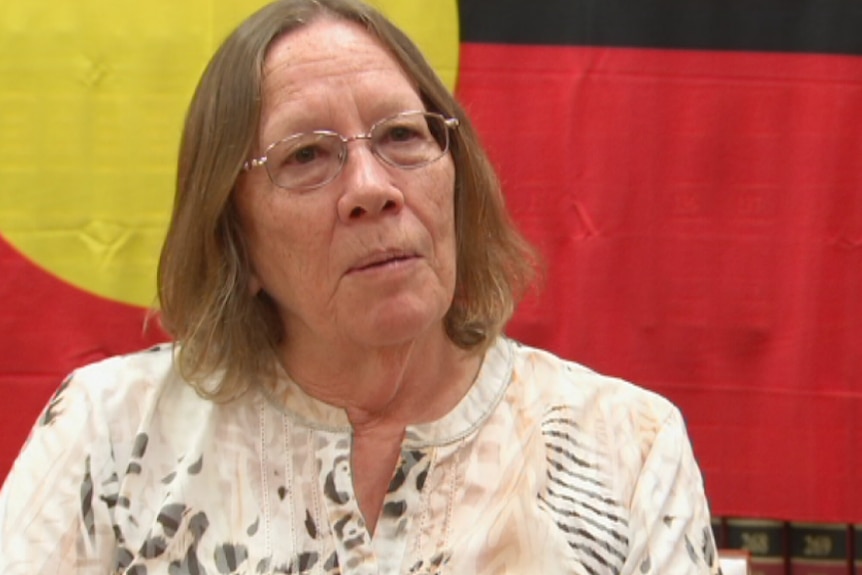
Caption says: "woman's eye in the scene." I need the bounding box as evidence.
[384,124,422,143]
[289,145,321,164]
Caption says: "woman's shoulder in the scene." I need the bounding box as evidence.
[504,337,680,430]
[67,341,208,397]
[21,343,229,496]
[502,337,691,502]
[39,343,212,443]
[71,342,176,383]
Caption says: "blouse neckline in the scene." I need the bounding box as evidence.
[260,337,514,447]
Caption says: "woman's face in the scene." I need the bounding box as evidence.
[235,18,458,354]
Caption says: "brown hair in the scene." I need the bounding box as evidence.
[157,0,538,400]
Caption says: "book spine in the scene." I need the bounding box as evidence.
[726,518,786,575]
[854,524,861,575]
[789,522,850,575]
[712,516,726,549]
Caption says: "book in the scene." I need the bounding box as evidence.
[719,549,753,575]
[712,516,726,549]
[726,518,786,575]
[789,522,849,575]
[854,524,861,575]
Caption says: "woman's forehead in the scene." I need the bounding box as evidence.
[262,18,394,82]
[258,19,422,137]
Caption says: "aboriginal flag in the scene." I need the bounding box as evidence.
[1,0,860,524]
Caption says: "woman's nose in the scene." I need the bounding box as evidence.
[335,143,405,222]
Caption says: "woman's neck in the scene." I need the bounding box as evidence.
[278,328,483,536]
[278,325,482,430]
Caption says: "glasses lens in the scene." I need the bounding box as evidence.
[371,113,449,168]
[266,132,344,190]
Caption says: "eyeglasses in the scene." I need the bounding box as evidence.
[243,110,460,191]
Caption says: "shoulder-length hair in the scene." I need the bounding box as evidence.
[157,0,538,400]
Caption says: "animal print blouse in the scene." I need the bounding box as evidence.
[0,337,719,574]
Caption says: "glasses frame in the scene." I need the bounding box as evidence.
[242,110,460,191]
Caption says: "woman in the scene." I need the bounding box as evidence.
[0,0,719,573]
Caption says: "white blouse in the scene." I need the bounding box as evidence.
[0,337,719,574]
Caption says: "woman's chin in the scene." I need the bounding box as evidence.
[345,303,448,349]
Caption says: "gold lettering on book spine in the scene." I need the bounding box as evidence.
[802,534,833,557]
[740,531,770,555]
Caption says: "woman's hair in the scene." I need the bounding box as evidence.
[157,0,538,400]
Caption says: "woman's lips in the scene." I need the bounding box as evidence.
[348,251,418,274]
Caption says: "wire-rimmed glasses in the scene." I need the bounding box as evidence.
[242,110,460,191]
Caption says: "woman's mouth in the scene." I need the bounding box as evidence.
[348,251,418,274]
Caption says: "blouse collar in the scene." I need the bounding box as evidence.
[262,337,514,447]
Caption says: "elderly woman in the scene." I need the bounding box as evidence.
[0,0,718,573]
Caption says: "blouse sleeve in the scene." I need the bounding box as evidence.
[622,406,720,575]
[0,373,118,574]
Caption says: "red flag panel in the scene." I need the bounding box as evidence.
[0,236,166,476]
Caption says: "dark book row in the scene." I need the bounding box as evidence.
[712,517,862,575]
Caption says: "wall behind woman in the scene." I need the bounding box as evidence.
[1,0,860,524]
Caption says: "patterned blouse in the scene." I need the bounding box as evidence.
[0,337,719,574]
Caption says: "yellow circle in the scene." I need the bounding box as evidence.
[0,0,459,306]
